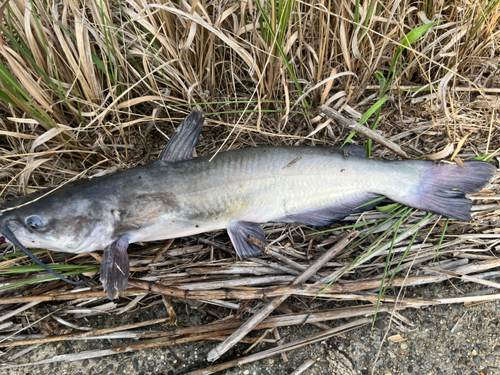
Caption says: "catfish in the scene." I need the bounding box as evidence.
[0,111,495,298]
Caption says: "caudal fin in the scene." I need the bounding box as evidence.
[398,161,496,221]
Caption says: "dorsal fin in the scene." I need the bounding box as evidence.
[158,111,205,162]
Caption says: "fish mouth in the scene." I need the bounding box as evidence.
[0,221,97,286]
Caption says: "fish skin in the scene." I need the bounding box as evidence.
[0,111,496,298]
[0,147,368,251]
[1,145,494,250]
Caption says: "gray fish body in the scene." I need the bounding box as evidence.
[0,111,495,298]
[122,147,422,243]
[3,145,484,250]
[4,146,408,252]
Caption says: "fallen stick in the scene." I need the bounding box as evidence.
[0,321,365,370]
[186,318,370,375]
[0,273,453,305]
[273,327,288,363]
[0,330,237,369]
[206,231,359,362]
[0,288,148,304]
[0,304,396,348]
[426,267,500,289]
[0,317,172,347]
[290,358,316,375]
[0,301,40,324]
[265,247,321,281]
[319,105,411,159]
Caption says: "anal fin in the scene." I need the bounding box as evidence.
[227,221,265,259]
[276,193,382,226]
[101,237,130,300]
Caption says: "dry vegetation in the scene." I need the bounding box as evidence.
[0,0,499,372]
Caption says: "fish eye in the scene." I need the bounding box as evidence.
[25,215,44,230]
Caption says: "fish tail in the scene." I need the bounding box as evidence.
[394,161,496,221]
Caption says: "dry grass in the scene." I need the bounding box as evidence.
[0,0,499,372]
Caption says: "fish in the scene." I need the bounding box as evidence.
[0,111,496,299]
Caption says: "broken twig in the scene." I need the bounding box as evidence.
[206,231,358,362]
[320,105,411,159]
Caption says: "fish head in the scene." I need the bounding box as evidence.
[0,192,116,254]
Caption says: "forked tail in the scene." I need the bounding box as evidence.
[395,161,496,221]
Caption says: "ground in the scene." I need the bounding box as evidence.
[3,280,500,375]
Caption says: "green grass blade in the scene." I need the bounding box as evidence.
[357,196,387,208]
[0,267,100,291]
[0,264,96,274]
[342,96,387,148]
[373,210,407,326]
[254,0,309,109]
[376,203,402,213]
[309,218,386,235]
[433,217,449,262]
[387,22,438,85]
[350,206,409,248]
[473,153,498,162]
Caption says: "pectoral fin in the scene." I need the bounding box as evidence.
[227,221,265,259]
[101,237,130,300]
[158,111,205,162]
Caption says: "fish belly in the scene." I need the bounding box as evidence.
[125,147,422,242]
